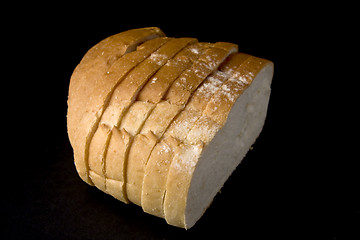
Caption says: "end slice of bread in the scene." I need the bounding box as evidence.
[164,61,273,228]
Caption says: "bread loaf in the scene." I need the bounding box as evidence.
[67,27,274,229]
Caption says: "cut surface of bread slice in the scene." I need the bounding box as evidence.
[70,36,168,185]
[163,61,273,228]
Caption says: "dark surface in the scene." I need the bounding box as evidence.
[3,4,357,240]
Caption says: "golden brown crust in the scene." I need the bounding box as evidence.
[137,43,207,103]
[69,36,168,185]
[164,52,249,142]
[99,37,172,128]
[88,124,111,187]
[105,127,132,203]
[105,127,132,181]
[120,102,156,136]
[126,131,158,206]
[142,136,180,217]
[68,27,164,147]
[203,56,272,125]
[140,101,183,138]
[109,38,197,101]
[164,43,238,105]
[163,142,203,227]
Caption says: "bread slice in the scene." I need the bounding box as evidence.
[163,59,274,228]
[70,36,168,185]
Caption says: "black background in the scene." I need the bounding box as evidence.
[2,3,358,240]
